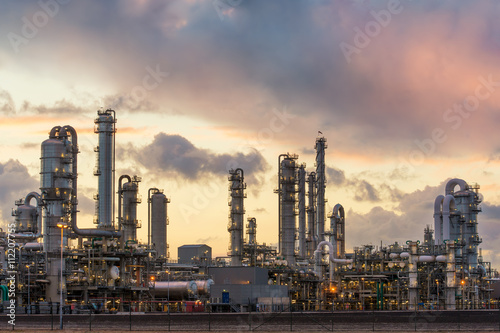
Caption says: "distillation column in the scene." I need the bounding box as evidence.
[306,172,317,259]
[329,204,345,260]
[297,164,307,260]
[94,109,116,229]
[228,169,245,266]
[41,127,71,302]
[151,190,170,258]
[408,241,418,310]
[120,176,141,245]
[246,217,257,266]
[278,154,298,266]
[315,137,327,243]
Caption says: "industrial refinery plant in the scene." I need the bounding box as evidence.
[2,110,499,315]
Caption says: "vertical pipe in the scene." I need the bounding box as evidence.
[433,195,444,245]
[297,165,306,260]
[306,172,317,259]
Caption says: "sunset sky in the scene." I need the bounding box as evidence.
[1,0,500,267]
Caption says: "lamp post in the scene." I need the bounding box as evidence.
[26,264,30,315]
[57,222,68,329]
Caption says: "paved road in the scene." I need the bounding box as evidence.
[0,310,498,331]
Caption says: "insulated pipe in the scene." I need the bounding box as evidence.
[314,240,353,280]
[330,204,345,259]
[118,175,132,232]
[306,172,317,258]
[434,195,444,245]
[147,187,159,249]
[62,126,121,238]
[445,178,468,195]
[297,165,307,260]
[442,194,456,242]
[25,192,42,237]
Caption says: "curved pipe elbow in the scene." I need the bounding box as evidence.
[445,178,468,195]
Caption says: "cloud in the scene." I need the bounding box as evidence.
[122,132,269,185]
[20,99,86,115]
[0,160,38,222]
[0,89,15,114]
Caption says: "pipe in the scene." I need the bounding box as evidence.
[314,241,353,269]
[445,178,468,195]
[147,187,158,249]
[24,242,43,251]
[118,175,132,233]
[330,204,345,259]
[61,126,121,238]
[24,192,42,237]
[442,194,456,242]
[434,195,444,245]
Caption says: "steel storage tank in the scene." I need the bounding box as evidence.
[151,281,198,300]
[122,178,140,243]
[195,279,214,295]
[40,135,72,253]
[13,204,36,233]
[151,192,169,258]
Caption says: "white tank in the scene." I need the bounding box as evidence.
[108,265,120,280]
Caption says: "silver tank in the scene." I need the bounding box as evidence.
[122,179,140,243]
[195,279,214,295]
[13,204,36,233]
[40,136,71,253]
[151,281,198,300]
[151,192,169,258]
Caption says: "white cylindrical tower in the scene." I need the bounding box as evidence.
[94,109,116,229]
[228,168,245,266]
[151,190,170,258]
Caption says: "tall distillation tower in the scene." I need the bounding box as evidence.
[315,137,327,243]
[94,109,116,229]
[297,164,307,260]
[306,172,317,258]
[278,154,298,266]
[228,168,245,266]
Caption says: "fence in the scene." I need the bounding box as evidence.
[1,308,500,331]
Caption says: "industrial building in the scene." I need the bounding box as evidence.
[1,110,499,315]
